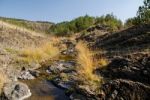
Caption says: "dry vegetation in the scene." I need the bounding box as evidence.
[76,41,104,82]
[18,42,59,63]
[95,58,108,69]
[0,71,8,94]
[0,20,45,37]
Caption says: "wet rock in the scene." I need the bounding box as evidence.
[56,81,74,90]
[47,61,76,74]
[52,72,77,90]
[18,68,40,80]
[29,70,40,77]
[3,82,31,100]
[70,92,87,100]
[18,71,35,80]
[102,79,150,100]
[61,48,76,56]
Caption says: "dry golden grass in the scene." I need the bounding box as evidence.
[0,71,8,94]
[0,20,45,37]
[94,58,109,69]
[51,36,67,50]
[19,42,59,63]
[76,41,102,82]
[98,58,108,67]
[50,36,61,44]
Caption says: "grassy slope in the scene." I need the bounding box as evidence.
[0,17,53,34]
[0,20,49,49]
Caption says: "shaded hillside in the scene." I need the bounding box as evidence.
[94,24,150,51]
[77,24,150,54]
[0,17,53,33]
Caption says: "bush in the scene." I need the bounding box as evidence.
[137,0,150,24]
[50,15,95,36]
[125,0,150,27]
[95,14,123,32]
[50,14,122,36]
[125,17,140,27]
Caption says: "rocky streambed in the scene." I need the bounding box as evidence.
[19,62,71,100]
[1,54,150,100]
[1,38,150,100]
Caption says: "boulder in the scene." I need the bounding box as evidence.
[3,82,31,100]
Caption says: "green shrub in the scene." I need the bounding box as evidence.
[125,0,150,27]
[49,14,122,36]
[95,14,123,32]
[50,15,95,36]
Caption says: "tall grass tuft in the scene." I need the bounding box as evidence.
[76,41,102,82]
[19,42,59,63]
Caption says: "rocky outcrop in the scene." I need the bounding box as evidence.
[102,79,150,100]
[98,56,150,85]
[47,60,77,90]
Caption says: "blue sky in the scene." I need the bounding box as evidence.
[0,0,143,23]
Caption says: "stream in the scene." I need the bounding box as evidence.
[21,67,70,100]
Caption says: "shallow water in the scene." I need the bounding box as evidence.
[22,66,69,100]
[23,78,69,100]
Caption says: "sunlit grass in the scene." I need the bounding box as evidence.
[76,41,102,82]
[19,42,59,63]
[0,71,8,94]
[94,58,108,69]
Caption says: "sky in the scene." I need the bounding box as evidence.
[0,0,143,23]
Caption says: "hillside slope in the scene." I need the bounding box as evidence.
[0,20,47,49]
[94,24,150,50]
[77,24,150,56]
[0,17,150,100]
[0,17,53,34]
[0,19,51,88]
